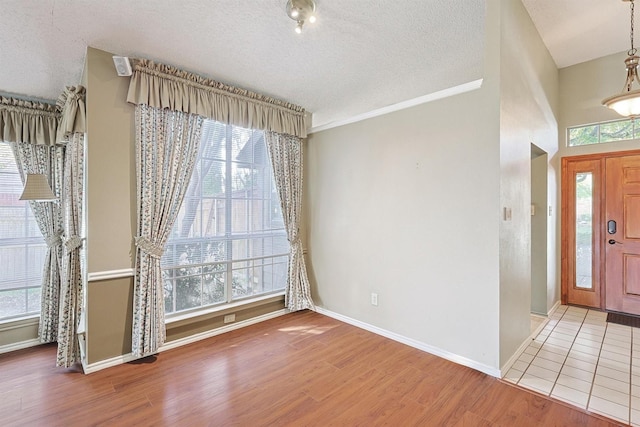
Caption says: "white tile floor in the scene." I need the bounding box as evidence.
[505,305,640,425]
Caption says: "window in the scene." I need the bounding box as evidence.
[0,142,45,321]
[575,172,593,289]
[568,118,640,146]
[161,120,289,315]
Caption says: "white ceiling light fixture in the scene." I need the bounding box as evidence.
[19,174,57,201]
[286,0,316,34]
[602,0,640,117]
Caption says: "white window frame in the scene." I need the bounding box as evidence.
[568,117,640,147]
[161,121,289,317]
[0,141,45,322]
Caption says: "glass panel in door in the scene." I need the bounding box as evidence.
[575,172,593,289]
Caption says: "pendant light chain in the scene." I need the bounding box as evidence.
[631,0,637,55]
[602,0,640,116]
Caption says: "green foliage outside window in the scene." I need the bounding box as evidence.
[568,118,640,146]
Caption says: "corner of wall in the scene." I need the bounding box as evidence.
[497,0,560,367]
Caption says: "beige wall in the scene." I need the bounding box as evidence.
[85,47,137,273]
[306,36,502,373]
[306,86,501,369]
[497,0,559,366]
[84,47,137,363]
[0,318,38,349]
[86,276,133,363]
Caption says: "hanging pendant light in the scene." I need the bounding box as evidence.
[286,0,316,34]
[602,0,640,116]
[19,174,57,201]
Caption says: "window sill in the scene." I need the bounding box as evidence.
[165,292,285,328]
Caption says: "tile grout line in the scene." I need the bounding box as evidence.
[548,308,588,401]
[588,318,637,424]
[518,306,579,397]
[584,314,608,414]
[514,306,566,386]
[525,306,569,387]
[546,309,574,395]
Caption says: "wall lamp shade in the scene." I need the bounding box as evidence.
[19,174,57,201]
[602,0,640,117]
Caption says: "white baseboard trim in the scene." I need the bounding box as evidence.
[500,337,532,379]
[530,315,549,338]
[548,300,561,316]
[87,268,135,282]
[82,352,140,374]
[499,315,550,377]
[315,307,501,378]
[159,309,287,352]
[82,309,287,374]
[0,338,41,355]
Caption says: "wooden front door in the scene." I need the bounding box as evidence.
[604,154,640,314]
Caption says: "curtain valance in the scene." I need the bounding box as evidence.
[0,97,59,146]
[126,59,308,138]
[56,86,86,143]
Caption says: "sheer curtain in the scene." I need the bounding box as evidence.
[265,132,314,311]
[132,104,203,357]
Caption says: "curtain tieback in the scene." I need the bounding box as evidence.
[64,236,84,252]
[46,233,62,248]
[289,235,302,247]
[135,236,164,259]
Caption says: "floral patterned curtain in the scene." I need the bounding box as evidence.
[265,131,314,311]
[56,133,84,368]
[132,104,203,357]
[55,132,84,366]
[12,142,65,342]
[55,85,86,367]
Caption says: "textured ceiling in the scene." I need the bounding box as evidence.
[3,1,635,130]
[1,0,484,129]
[522,0,633,69]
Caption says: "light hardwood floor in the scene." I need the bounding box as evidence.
[0,310,622,426]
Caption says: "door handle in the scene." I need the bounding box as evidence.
[608,239,622,245]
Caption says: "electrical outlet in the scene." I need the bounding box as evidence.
[371,293,378,306]
[223,314,236,323]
